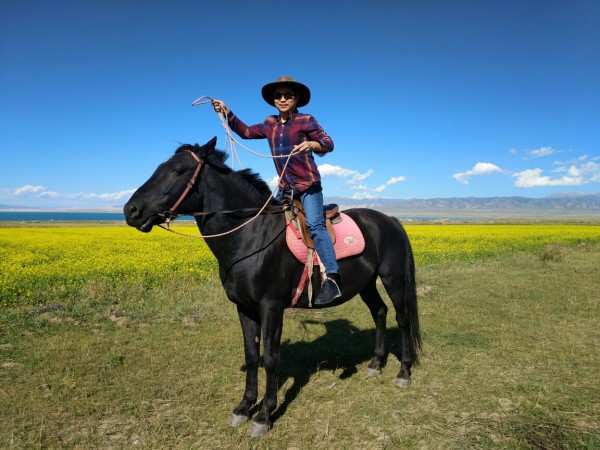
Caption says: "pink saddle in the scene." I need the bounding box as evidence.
[286,213,365,264]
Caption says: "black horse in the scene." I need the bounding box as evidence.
[124,137,421,436]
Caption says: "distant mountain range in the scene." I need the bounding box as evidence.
[325,193,600,218]
[2,193,600,219]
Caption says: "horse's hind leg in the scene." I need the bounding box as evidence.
[360,279,388,377]
[380,275,418,388]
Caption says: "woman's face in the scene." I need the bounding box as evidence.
[273,87,298,115]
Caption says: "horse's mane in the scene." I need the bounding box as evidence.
[175,144,275,201]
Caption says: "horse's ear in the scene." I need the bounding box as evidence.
[205,137,217,151]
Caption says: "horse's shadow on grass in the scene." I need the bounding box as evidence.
[258,318,402,423]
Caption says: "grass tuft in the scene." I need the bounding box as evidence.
[500,410,600,449]
[539,243,568,262]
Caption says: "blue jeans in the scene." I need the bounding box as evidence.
[279,185,339,275]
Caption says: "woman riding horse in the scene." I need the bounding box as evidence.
[212,76,341,305]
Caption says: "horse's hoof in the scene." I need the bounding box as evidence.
[248,421,271,437]
[365,367,381,378]
[395,377,411,388]
[227,413,248,427]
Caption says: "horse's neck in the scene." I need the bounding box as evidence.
[197,203,283,269]
[194,170,282,255]
[201,184,268,218]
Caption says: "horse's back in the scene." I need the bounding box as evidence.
[342,208,413,273]
[343,208,409,242]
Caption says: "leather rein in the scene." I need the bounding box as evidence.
[158,150,284,238]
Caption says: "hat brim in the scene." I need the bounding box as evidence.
[262,80,310,107]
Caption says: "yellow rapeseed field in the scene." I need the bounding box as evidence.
[1,223,599,305]
[406,223,600,266]
[0,226,217,305]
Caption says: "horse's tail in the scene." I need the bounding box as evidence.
[400,221,422,363]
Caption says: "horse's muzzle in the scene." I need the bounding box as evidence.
[123,200,159,232]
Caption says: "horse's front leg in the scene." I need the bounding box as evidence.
[248,303,285,437]
[228,306,261,427]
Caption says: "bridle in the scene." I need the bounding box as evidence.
[156,149,285,239]
[159,150,204,225]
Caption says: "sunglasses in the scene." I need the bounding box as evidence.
[273,92,295,100]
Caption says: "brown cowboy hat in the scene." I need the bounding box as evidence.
[261,76,311,107]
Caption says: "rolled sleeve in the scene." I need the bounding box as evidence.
[227,111,266,139]
[306,116,334,155]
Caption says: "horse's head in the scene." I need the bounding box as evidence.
[124,137,217,232]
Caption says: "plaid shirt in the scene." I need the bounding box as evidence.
[227,110,334,192]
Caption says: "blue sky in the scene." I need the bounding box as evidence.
[1,0,599,209]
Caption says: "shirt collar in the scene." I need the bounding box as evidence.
[276,109,299,124]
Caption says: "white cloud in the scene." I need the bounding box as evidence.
[579,161,600,183]
[49,190,136,201]
[351,192,376,200]
[453,162,503,184]
[512,162,600,187]
[40,191,59,198]
[554,154,588,166]
[372,176,406,193]
[318,164,358,178]
[318,164,373,185]
[14,185,46,195]
[269,164,400,198]
[11,185,59,199]
[82,190,136,201]
[2,185,136,205]
[387,176,406,185]
[512,146,561,161]
[319,165,405,195]
[527,147,555,159]
[267,175,280,190]
[513,169,578,187]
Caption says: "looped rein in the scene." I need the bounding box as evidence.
[160,95,301,239]
[192,95,299,162]
[156,148,287,240]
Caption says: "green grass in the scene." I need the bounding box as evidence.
[1,244,600,448]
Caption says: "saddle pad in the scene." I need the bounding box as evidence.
[286,213,365,264]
